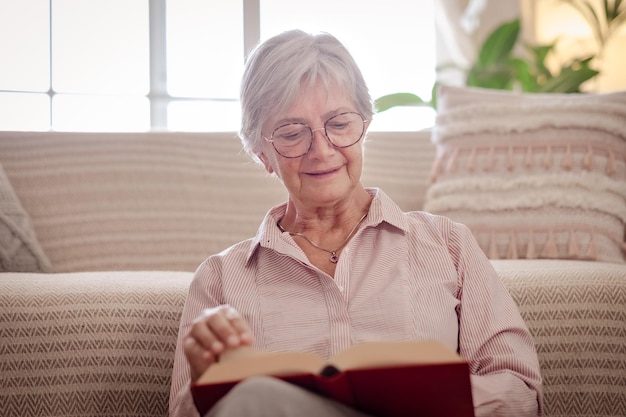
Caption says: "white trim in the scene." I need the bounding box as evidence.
[149,0,168,130]
[243,0,260,62]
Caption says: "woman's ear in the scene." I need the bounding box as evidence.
[257,152,274,174]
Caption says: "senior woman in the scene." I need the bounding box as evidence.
[169,30,542,417]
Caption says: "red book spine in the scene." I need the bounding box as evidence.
[191,362,474,417]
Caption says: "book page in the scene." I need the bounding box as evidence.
[196,347,326,385]
[196,340,463,385]
[330,340,463,371]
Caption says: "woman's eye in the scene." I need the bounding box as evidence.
[276,127,307,141]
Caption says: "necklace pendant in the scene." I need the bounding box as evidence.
[330,252,339,263]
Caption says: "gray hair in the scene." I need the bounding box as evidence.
[239,30,374,163]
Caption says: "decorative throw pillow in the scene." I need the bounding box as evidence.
[0,162,52,272]
[423,85,626,263]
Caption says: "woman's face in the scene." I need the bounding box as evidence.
[259,82,368,208]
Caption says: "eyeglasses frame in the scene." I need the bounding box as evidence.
[263,111,368,158]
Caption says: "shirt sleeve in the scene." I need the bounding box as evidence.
[169,260,224,417]
[445,219,543,416]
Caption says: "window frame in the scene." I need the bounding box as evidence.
[148,0,260,130]
[0,0,436,132]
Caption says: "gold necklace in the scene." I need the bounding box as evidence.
[277,212,368,263]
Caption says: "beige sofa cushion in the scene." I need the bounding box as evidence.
[0,132,288,272]
[361,130,435,212]
[494,259,626,416]
[0,162,51,272]
[425,86,626,263]
[0,131,433,273]
[0,271,193,417]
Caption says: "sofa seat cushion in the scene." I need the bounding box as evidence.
[0,271,193,417]
[493,259,626,417]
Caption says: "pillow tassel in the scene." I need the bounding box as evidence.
[583,145,594,170]
[524,146,533,169]
[543,145,553,169]
[483,146,495,172]
[429,154,443,183]
[467,147,477,172]
[489,232,499,259]
[568,229,580,259]
[541,230,559,258]
[526,230,537,259]
[506,231,518,259]
[585,230,598,260]
[446,147,459,173]
[562,144,573,170]
[507,146,515,171]
[606,149,616,175]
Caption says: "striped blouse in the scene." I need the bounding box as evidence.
[169,188,542,417]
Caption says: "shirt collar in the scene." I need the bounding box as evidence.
[244,187,410,264]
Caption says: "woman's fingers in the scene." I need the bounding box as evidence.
[226,308,254,345]
[198,306,250,350]
[183,336,215,381]
[183,305,254,381]
[190,311,226,353]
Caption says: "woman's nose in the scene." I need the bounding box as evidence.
[311,127,326,137]
[308,127,335,155]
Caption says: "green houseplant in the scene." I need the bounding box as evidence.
[375,0,626,112]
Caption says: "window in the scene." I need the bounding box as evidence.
[0,0,435,132]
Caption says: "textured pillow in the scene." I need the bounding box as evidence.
[424,86,626,263]
[0,162,52,272]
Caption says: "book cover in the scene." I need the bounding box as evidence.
[191,340,475,417]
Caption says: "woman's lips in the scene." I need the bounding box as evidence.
[306,166,341,177]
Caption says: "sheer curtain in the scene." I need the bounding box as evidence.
[435,0,521,86]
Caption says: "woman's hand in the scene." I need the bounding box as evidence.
[183,305,254,382]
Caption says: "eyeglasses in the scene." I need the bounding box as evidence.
[264,112,367,158]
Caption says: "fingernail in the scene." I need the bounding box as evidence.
[211,341,224,352]
[227,335,239,347]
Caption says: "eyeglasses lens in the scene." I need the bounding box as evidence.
[271,112,364,158]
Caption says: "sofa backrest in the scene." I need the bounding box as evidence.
[0,131,435,272]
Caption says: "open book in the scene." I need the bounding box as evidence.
[191,340,475,417]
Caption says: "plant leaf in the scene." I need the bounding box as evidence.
[616,0,625,16]
[605,0,625,21]
[476,19,520,67]
[528,44,553,67]
[538,60,599,93]
[508,58,538,92]
[374,92,428,113]
[526,43,556,79]
[430,82,440,111]
[608,4,626,34]
[467,63,515,90]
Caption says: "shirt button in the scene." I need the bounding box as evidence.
[337,285,344,292]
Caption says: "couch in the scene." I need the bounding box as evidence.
[0,128,624,417]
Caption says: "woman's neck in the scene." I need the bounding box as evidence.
[281,187,372,235]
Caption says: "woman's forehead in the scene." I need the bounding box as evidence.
[271,82,353,121]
